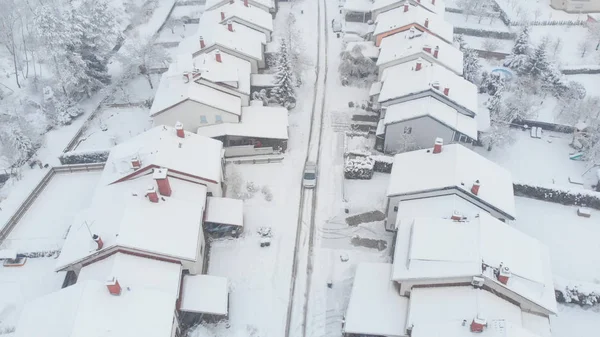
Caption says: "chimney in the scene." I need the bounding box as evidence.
[215,49,222,63]
[433,137,443,154]
[424,18,429,28]
[130,155,141,170]
[227,20,233,32]
[199,36,205,49]
[221,11,225,21]
[106,277,122,296]
[431,81,440,90]
[470,317,487,333]
[153,168,172,197]
[92,234,103,251]
[175,121,185,138]
[443,87,450,96]
[146,186,159,203]
[432,0,436,4]
[403,3,409,12]
[497,265,511,285]
[182,72,190,83]
[415,60,422,71]
[422,45,432,53]
[244,0,248,6]
[471,180,480,195]
[433,46,439,58]
[451,211,462,221]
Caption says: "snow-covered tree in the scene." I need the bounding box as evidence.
[272,38,296,110]
[479,71,504,95]
[339,44,378,87]
[482,39,500,52]
[454,34,466,50]
[462,47,481,83]
[282,12,306,85]
[522,41,549,78]
[121,34,170,89]
[504,26,531,73]
[541,64,567,97]
[578,40,590,58]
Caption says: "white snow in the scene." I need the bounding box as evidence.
[387,143,517,220]
[383,97,478,139]
[378,30,464,75]
[372,0,446,17]
[379,61,479,116]
[193,50,253,95]
[206,197,244,227]
[197,105,289,140]
[180,274,229,315]
[345,41,381,60]
[342,0,373,12]
[373,5,454,43]
[205,1,274,33]
[343,263,408,337]
[250,73,277,87]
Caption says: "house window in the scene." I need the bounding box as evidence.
[215,115,223,123]
[394,206,398,212]
[403,126,412,134]
[200,115,208,124]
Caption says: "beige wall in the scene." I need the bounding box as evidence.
[551,0,600,12]
[153,99,239,133]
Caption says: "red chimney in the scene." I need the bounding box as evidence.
[451,211,462,221]
[92,234,103,250]
[433,46,439,58]
[424,18,429,28]
[471,180,480,195]
[433,137,443,154]
[175,121,185,138]
[146,186,159,203]
[470,318,487,333]
[431,81,440,90]
[130,155,141,170]
[153,168,172,197]
[199,36,205,49]
[415,61,422,71]
[106,277,122,296]
[432,0,436,4]
[417,0,421,2]
[227,20,233,32]
[221,11,225,21]
[215,49,222,63]
[497,265,511,285]
[244,0,248,6]
[403,3,409,12]
[443,87,450,96]
[423,45,432,53]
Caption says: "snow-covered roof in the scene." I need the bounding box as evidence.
[378,30,463,75]
[251,73,277,87]
[393,213,557,314]
[196,104,289,140]
[373,5,453,43]
[205,0,274,11]
[387,143,516,219]
[55,176,208,270]
[384,97,478,139]
[407,287,543,337]
[179,18,266,61]
[15,280,176,337]
[372,0,445,16]
[192,50,252,95]
[77,252,181,298]
[203,1,273,33]
[151,64,242,117]
[344,263,409,337]
[99,125,224,186]
[369,81,383,96]
[180,274,229,315]
[379,61,479,116]
[345,41,381,59]
[343,0,373,12]
[205,197,244,227]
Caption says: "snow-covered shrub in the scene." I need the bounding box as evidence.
[44,94,85,126]
[555,278,600,307]
[344,156,374,179]
[453,27,515,40]
[513,183,600,210]
[58,149,110,165]
[246,181,260,194]
[227,169,243,198]
[372,155,394,173]
[339,45,377,87]
[261,185,273,202]
[504,26,531,73]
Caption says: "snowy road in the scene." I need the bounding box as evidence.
[285,0,329,335]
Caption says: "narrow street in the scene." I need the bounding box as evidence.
[285,0,329,335]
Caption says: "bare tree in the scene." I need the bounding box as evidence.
[0,0,22,88]
[578,40,590,58]
[121,34,170,89]
[551,37,563,57]
[163,18,183,34]
[482,39,500,52]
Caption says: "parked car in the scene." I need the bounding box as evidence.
[303,162,317,188]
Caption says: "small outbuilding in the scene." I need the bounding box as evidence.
[204,197,244,237]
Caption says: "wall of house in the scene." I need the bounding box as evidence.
[198,79,250,106]
[384,117,455,155]
[232,18,272,42]
[167,171,223,197]
[400,277,472,296]
[551,0,600,12]
[484,277,554,316]
[153,99,239,133]
[378,53,460,81]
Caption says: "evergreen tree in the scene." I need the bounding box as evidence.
[462,47,481,83]
[486,84,504,118]
[272,38,296,110]
[504,26,531,73]
[523,42,550,78]
[0,119,35,166]
[541,64,567,97]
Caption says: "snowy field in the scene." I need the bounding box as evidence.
[528,25,600,67]
[75,107,153,151]
[494,0,591,22]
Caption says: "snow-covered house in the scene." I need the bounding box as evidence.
[180,21,266,72]
[385,143,516,230]
[205,0,276,17]
[196,101,289,151]
[377,29,463,78]
[372,4,453,47]
[202,1,274,42]
[150,59,242,132]
[377,97,478,153]
[393,213,557,316]
[373,60,478,118]
[342,0,445,23]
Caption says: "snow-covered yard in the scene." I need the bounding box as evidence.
[528,25,600,67]
[156,23,199,43]
[494,0,591,22]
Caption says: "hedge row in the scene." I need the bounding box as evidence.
[509,20,585,26]
[59,149,110,165]
[344,156,374,180]
[453,27,515,40]
[513,183,600,210]
[561,67,600,75]
[555,287,600,307]
[510,119,574,133]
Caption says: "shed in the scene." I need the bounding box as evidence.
[179,274,229,326]
[204,197,244,237]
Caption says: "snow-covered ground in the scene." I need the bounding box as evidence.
[444,11,510,32]
[566,74,600,97]
[156,23,199,43]
[494,0,591,22]
[528,25,600,67]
